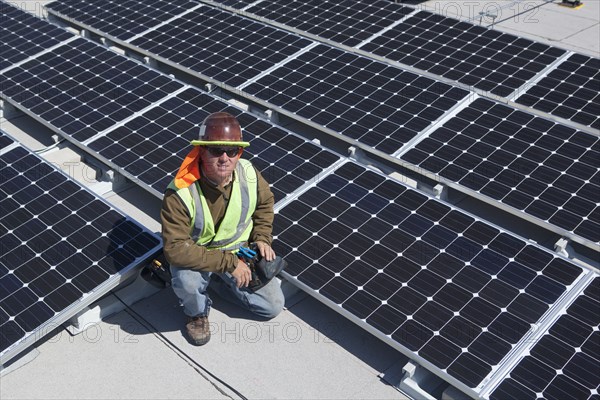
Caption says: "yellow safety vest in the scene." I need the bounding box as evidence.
[167,159,258,252]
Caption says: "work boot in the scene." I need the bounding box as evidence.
[186,316,210,346]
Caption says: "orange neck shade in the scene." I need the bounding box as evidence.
[174,146,201,189]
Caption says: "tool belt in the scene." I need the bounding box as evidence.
[141,244,287,292]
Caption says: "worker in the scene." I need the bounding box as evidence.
[160,112,284,346]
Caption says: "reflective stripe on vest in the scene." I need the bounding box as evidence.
[167,159,258,252]
[189,185,205,242]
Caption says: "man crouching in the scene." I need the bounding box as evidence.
[161,112,284,346]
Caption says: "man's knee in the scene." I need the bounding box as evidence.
[264,300,285,319]
[255,300,284,319]
[171,268,210,294]
[254,284,285,319]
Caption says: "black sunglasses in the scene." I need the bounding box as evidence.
[205,147,241,157]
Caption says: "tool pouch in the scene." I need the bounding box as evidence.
[245,255,287,293]
[257,256,287,280]
[141,253,172,289]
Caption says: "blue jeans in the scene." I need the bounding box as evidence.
[170,266,285,319]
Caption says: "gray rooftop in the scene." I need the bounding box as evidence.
[1,1,598,399]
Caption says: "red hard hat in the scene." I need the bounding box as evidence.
[190,112,250,147]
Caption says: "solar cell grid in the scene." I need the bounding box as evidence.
[87,87,341,200]
[45,0,199,41]
[42,0,466,155]
[274,160,586,390]
[516,53,600,130]
[244,44,468,155]
[0,136,161,363]
[490,276,600,400]
[401,98,600,247]
[246,0,412,47]
[0,37,184,142]
[359,10,566,98]
[129,6,313,87]
[0,1,73,71]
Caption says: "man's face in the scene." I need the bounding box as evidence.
[199,146,241,184]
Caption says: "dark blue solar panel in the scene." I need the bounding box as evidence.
[87,87,341,201]
[490,276,600,400]
[274,160,587,391]
[243,44,469,155]
[42,0,466,156]
[246,0,412,47]
[359,10,566,98]
[0,132,161,365]
[0,37,183,142]
[129,6,313,87]
[516,53,600,130]
[0,2,73,71]
[401,98,600,248]
[46,0,198,41]
[43,0,466,156]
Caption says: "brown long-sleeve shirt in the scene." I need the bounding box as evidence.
[160,166,274,274]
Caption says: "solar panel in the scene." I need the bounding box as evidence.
[2,6,338,203]
[401,98,600,248]
[516,53,600,130]
[245,0,413,47]
[274,160,588,395]
[43,0,468,155]
[45,0,198,41]
[0,1,73,71]
[359,10,567,98]
[86,87,342,201]
[490,276,600,400]
[242,44,469,155]
[129,6,313,87]
[43,1,467,156]
[0,37,184,142]
[0,130,161,365]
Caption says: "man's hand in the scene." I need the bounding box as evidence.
[255,241,276,261]
[231,258,252,288]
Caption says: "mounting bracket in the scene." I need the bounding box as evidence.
[265,109,279,123]
[554,237,571,258]
[380,359,448,400]
[433,183,448,201]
